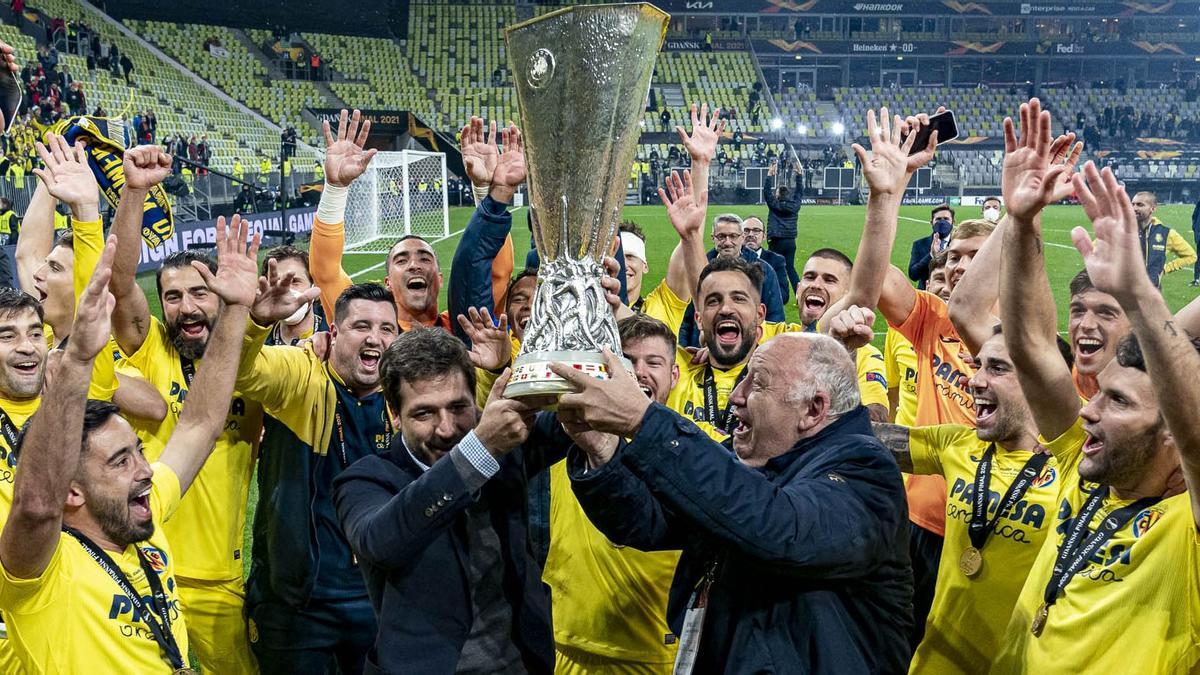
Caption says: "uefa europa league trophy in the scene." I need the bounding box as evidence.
[503,3,668,399]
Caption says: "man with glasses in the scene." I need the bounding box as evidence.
[741,216,791,302]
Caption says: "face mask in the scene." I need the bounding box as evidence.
[283,302,310,326]
[983,207,1001,223]
[933,218,953,238]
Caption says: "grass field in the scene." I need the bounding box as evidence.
[133,201,1199,590]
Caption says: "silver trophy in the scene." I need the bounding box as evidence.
[503,3,668,399]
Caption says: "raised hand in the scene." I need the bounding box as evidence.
[1002,98,1084,222]
[33,134,99,214]
[460,117,499,186]
[0,39,18,75]
[676,102,726,164]
[191,214,261,308]
[474,369,537,456]
[65,236,117,364]
[658,169,707,241]
[1070,162,1147,302]
[457,307,511,372]
[851,106,938,196]
[323,109,378,188]
[491,123,526,187]
[827,304,877,351]
[251,257,322,324]
[123,144,173,191]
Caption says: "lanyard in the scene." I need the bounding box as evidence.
[967,445,1051,551]
[332,407,393,467]
[702,366,745,436]
[1032,486,1159,635]
[630,296,645,314]
[178,357,196,388]
[62,526,185,670]
[0,407,19,457]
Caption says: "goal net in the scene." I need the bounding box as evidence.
[343,150,450,251]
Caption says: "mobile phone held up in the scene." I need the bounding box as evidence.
[0,71,20,134]
[903,110,958,156]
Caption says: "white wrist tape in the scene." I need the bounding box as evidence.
[317,182,349,223]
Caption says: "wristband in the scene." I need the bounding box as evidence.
[471,182,491,205]
[317,182,349,223]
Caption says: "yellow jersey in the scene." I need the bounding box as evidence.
[666,346,747,441]
[992,419,1200,674]
[0,396,41,518]
[542,461,677,669]
[116,318,263,581]
[907,425,1059,675]
[0,463,188,674]
[884,328,919,426]
[638,282,689,337]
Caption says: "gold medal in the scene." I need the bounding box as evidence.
[173,669,199,675]
[958,546,983,578]
[1031,602,1050,637]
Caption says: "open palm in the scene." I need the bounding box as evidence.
[323,109,378,187]
[677,102,725,163]
[1002,98,1083,221]
[659,170,706,240]
[1070,162,1143,299]
[34,134,98,207]
[491,125,526,187]
[460,117,499,186]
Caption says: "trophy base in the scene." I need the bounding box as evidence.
[503,350,629,405]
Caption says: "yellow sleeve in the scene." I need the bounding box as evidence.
[855,344,889,410]
[149,462,182,524]
[1038,416,1087,471]
[235,318,316,413]
[1165,229,1197,273]
[475,367,500,410]
[641,282,689,337]
[70,218,117,401]
[883,329,900,389]
[309,215,353,317]
[0,535,65,614]
[908,425,949,477]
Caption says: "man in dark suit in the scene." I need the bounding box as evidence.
[742,215,792,302]
[334,328,560,675]
[908,204,954,290]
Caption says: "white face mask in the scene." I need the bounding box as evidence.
[283,302,310,326]
[983,207,1001,223]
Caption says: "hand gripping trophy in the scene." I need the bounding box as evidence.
[503,3,669,400]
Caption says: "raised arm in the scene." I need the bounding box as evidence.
[999,99,1084,441]
[1072,162,1200,528]
[660,170,708,303]
[844,107,938,324]
[110,145,172,356]
[157,215,257,494]
[0,238,115,579]
[14,182,54,294]
[311,109,377,313]
[676,103,724,215]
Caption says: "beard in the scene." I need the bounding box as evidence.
[705,326,756,368]
[976,404,1028,445]
[91,482,154,548]
[1079,422,1161,488]
[167,316,211,361]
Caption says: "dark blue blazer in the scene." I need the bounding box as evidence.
[569,404,914,674]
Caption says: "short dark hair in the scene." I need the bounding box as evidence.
[261,244,311,281]
[14,399,120,462]
[379,328,476,413]
[618,221,645,241]
[983,196,1002,207]
[156,250,216,302]
[696,255,765,301]
[388,234,436,261]
[932,204,955,220]
[618,313,676,354]
[808,247,852,273]
[1116,332,1200,372]
[930,249,949,272]
[0,287,43,323]
[54,229,73,249]
[1069,269,1096,298]
[333,282,395,324]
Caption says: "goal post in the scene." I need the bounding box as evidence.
[342,150,450,251]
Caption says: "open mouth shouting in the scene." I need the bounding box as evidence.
[1074,336,1105,366]
[714,319,743,347]
[1081,431,1105,457]
[974,396,998,427]
[177,317,209,339]
[129,482,152,522]
[359,348,382,373]
[800,290,828,320]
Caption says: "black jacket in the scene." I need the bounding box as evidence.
[333,415,566,675]
[756,246,792,302]
[908,235,934,289]
[569,403,913,674]
[764,172,803,238]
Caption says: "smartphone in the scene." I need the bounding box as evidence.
[904,110,958,155]
[0,71,20,134]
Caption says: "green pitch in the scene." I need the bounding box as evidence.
[133,202,1198,586]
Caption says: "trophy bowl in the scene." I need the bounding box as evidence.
[502,3,669,400]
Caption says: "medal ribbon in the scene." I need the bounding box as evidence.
[967,445,1051,550]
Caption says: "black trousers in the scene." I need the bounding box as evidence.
[768,234,800,291]
[908,521,944,653]
[249,596,376,675]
